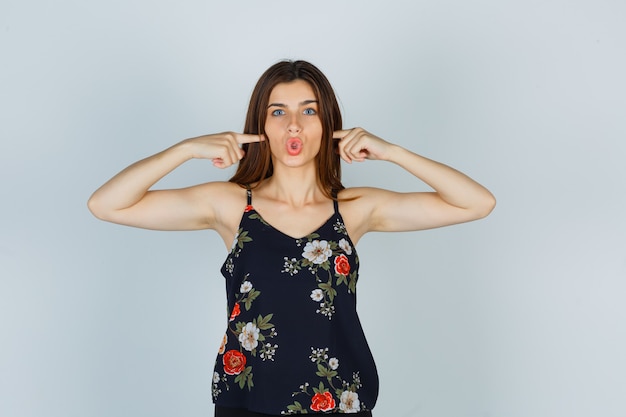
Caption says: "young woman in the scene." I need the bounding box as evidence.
[88,60,495,416]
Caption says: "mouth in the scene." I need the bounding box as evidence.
[286,137,303,156]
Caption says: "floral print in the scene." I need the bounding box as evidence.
[214,200,376,414]
[229,303,241,322]
[338,238,352,255]
[302,240,333,264]
[238,322,260,351]
[240,281,253,293]
[223,350,246,375]
[214,226,279,397]
[218,334,227,354]
[259,342,278,361]
[310,391,336,412]
[282,257,301,276]
[333,220,347,235]
[339,390,361,413]
[310,289,324,302]
[284,347,364,414]
[334,254,350,276]
[217,277,277,391]
[283,232,359,320]
[224,228,253,275]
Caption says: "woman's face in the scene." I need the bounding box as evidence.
[264,79,323,168]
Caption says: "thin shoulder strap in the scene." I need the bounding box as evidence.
[246,187,252,206]
[332,190,339,214]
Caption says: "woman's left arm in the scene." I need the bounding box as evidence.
[335,128,496,233]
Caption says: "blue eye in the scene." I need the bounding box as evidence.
[271,109,285,116]
[303,108,317,115]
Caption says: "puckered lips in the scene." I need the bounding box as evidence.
[286,137,303,156]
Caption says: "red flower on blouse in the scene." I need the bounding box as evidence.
[229,302,241,322]
[334,254,350,276]
[244,205,253,212]
[310,391,336,412]
[223,350,246,375]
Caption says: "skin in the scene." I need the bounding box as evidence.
[88,79,496,249]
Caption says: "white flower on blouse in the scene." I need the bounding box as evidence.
[328,357,339,370]
[339,390,361,413]
[213,371,220,383]
[338,238,352,255]
[302,240,332,264]
[238,322,260,351]
[260,343,278,361]
[240,281,253,293]
[309,347,329,362]
[310,289,324,302]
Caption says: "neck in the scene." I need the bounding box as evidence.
[261,165,325,207]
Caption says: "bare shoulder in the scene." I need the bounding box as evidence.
[194,181,248,223]
[337,187,391,244]
[196,181,248,246]
[338,186,392,200]
[194,181,246,201]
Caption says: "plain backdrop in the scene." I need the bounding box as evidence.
[1,1,625,416]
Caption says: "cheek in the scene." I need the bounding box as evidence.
[263,118,282,139]
[306,119,323,140]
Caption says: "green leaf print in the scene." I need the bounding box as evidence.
[318,278,337,302]
[336,273,348,287]
[255,313,274,330]
[235,366,254,390]
[348,271,358,294]
[235,229,252,249]
[235,321,245,333]
[286,401,307,413]
[312,380,328,395]
[315,364,337,379]
[248,213,269,226]
[244,289,260,310]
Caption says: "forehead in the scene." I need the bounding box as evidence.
[268,79,317,103]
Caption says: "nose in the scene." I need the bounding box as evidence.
[287,114,301,134]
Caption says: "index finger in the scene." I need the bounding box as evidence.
[333,129,351,139]
[236,134,265,144]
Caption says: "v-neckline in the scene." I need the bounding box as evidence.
[248,207,337,241]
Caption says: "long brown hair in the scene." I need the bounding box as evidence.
[229,60,344,199]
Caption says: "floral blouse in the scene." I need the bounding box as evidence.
[212,189,379,415]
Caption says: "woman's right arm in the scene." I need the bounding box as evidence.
[87,133,263,231]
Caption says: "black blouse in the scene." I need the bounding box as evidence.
[212,189,378,415]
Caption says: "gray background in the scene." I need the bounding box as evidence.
[1,1,625,416]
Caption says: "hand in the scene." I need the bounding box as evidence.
[333,128,393,163]
[185,132,264,168]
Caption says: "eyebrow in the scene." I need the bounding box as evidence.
[267,99,318,108]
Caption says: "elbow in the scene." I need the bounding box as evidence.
[87,194,110,221]
[475,193,496,219]
[87,195,101,219]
